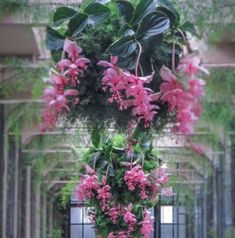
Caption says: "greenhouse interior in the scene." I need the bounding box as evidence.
[0,0,235,238]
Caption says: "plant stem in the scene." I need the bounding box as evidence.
[135,41,142,77]
[172,40,176,72]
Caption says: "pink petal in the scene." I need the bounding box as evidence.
[75,57,90,67]
[51,74,66,85]
[149,92,161,101]
[44,87,56,97]
[63,38,82,62]
[139,74,153,83]
[111,56,118,65]
[64,89,79,96]
[160,66,177,82]
[57,59,72,71]
[97,60,114,68]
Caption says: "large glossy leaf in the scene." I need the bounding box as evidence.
[107,163,115,177]
[137,11,170,40]
[91,127,101,148]
[46,26,65,50]
[131,0,157,25]
[116,0,134,23]
[118,55,136,70]
[84,2,110,25]
[90,151,103,167]
[67,13,88,36]
[158,0,180,27]
[108,36,137,57]
[53,7,77,26]
[181,21,197,36]
[142,34,163,53]
[94,0,111,3]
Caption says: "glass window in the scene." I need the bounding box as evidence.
[161,206,173,224]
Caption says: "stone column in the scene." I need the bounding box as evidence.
[2,121,8,238]
[34,182,41,238]
[25,166,32,238]
[13,140,19,238]
[0,105,4,238]
[42,192,47,238]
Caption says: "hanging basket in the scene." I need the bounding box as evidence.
[40,0,202,133]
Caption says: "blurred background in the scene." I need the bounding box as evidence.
[1,0,235,238]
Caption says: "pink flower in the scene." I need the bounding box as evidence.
[124,206,137,232]
[40,108,57,131]
[98,57,159,126]
[140,211,154,238]
[57,40,90,86]
[108,231,128,238]
[159,62,207,135]
[188,78,205,96]
[106,206,120,224]
[97,184,112,211]
[178,55,209,77]
[43,86,79,112]
[157,164,169,185]
[124,165,150,199]
[63,38,82,62]
[76,174,99,201]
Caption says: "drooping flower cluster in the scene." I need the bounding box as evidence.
[160,54,208,135]
[40,39,90,131]
[76,160,168,237]
[140,210,154,238]
[98,57,160,127]
[124,165,151,199]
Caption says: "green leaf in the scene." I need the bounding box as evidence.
[116,0,134,23]
[100,160,109,169]
[142,34,163,53]
[90,151,103,167]
[46,26,65,51]
[137,11,170,40]
[94,0,111,3]
[107,163,115,176]
[118,55,136,70]
[53,7,77,26]
[158,0,180,27]
[180,21,197,36]
[91,127,101,148]
[131,0,157,25]
[84,2,110,25]
[108,36,137,57]
[67,13,88,36]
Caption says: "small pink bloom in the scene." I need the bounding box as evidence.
[63,38,82,62]
[124,206,137,232]
[178,55,209,77]
[76,174,99,201]
[140,210,154,238]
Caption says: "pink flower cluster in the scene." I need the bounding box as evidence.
[140,210,154,238]
[124,206,137,232]
[108,231,129,238]
[160,54,208,135]
[124,165,151,199]
[76,174,99,201]
[40,39,90,131]
[98,57,160,127]
[75,163,168,237]
[106,205,122,224]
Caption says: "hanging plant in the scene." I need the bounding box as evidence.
[40,1,209,237]
[76,129,168,238]
[40,0,207,135]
